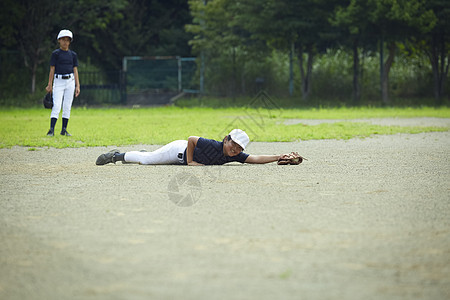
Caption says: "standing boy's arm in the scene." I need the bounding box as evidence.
[73,66,80,97]
[46,66,55,93]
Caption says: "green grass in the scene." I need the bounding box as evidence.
[0,106,448,148]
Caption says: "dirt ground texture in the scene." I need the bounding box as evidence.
[1,118,449,300]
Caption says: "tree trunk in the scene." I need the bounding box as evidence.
[232,47,236,100]
[352,41,360,105]
[20,38,40,94]
[429,32,449,106]
[306,47,313,99]
[381,42,396,105]
[431,34,440,102]
[298,45,313,100]
[289,42,294,96]
[298,47,305,97]
[31,62,37,94]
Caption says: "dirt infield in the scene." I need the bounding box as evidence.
[1,121,449,299]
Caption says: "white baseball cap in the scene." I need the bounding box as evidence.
[229,129,249,150]
[57,29,73,41]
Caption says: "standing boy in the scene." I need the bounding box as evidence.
[45,29,80,136]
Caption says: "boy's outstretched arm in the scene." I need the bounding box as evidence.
[245,155,281,164]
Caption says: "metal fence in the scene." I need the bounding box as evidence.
[77,70,125,106]
[123,56,198,106]
[76,57,198,106]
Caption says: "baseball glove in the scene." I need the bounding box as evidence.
[277,152,306,165]
[43,92,53,109]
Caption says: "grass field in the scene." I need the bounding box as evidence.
[0,106,449,148]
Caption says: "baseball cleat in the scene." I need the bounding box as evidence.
[96,149,120,165]
[60,129,72,136]
[47,129,54,136]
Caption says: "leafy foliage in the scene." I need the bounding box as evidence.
[1,0,449,106]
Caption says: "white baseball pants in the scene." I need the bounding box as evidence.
[124,140,187,165]
[51,74,75,119]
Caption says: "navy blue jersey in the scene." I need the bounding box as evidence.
[50,49,78,75]
[183,137,249,165]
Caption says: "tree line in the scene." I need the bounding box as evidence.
[0,0,192,102]
[187,0,449,105]
[0,0,449,106]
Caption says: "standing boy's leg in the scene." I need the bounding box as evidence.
[48,76,65,135]
[61,77,75,135]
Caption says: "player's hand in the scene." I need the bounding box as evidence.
[75,86,80,97]
[45,85,52,93]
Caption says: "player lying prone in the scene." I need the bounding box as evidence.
[95,129,305,166]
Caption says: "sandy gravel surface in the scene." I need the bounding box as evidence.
[1,122,449,299]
